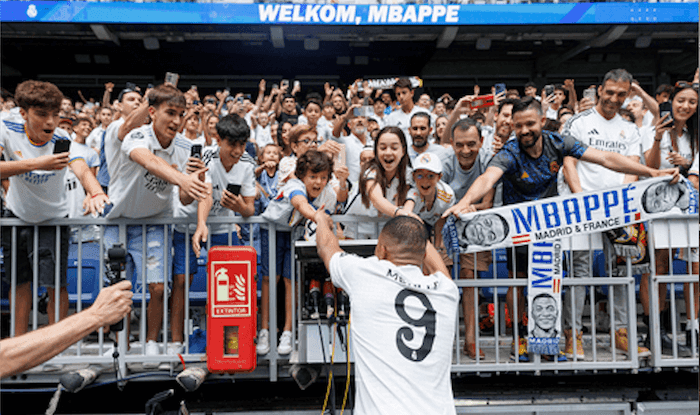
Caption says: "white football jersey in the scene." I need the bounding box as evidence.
[104,118,127,184]
[329,252,458,415]
[173,147,256,235]
[407,180,455,227]
[562,108,641,192]
[107,123,191,219]
[66,143,100,218]
[0,119,89,222]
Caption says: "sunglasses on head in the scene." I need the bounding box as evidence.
[675,81,699,91]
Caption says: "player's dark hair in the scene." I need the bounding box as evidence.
[148,84,186,109]
[216,114,250,145]
[380,216,428,256]
[296,149,333,180]
[15,80,64,112]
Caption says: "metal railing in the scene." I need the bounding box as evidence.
[0,214,697,383]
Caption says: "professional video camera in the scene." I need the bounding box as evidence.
[105,243,127,331]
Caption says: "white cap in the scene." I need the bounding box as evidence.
[413,152,442,174]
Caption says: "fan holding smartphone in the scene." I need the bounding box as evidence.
[184,114,257,259]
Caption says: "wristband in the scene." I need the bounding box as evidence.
[394,206,403,217]
[91,193,105,199]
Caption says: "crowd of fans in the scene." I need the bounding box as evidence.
[0,68,697,367]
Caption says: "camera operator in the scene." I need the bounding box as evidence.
[0,280,133,378]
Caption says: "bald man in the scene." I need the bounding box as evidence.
[315,212,459,415]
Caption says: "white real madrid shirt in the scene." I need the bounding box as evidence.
[107,123,192,219]
[104,118,127,183]
[0,120,89,222]
[173,147,257,235]
[561,108,641,193]
[66,143,100,218]
[329,252,459,415]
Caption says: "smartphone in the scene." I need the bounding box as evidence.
[544,84,555,96]
[165,72,179,88]
[583,87,597,103]
[494,83,506,96]
[53,139,71,154]
[272,83,279,90]
[293,80,300,89]
[236,96,244,104]
[281,79,289,89]
[659,102,674,127]
[226,183,241,196]
[469,95,495,110]
[190,144,202,159]
[147,83,154,89]
[336,143,346,167]
[191,85,197,91]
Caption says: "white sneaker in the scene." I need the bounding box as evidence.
[256,329,270,355]
[158,342,184,371]
[277,331,293,355]
[143,340,161,369]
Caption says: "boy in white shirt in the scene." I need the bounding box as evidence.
[105,84,209,366]
[0,80,108,336]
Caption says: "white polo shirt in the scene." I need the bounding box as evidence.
[0,119,89,222]
[107,123,192,219]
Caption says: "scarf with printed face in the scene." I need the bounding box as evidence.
[442,176,699,355]
[527,240,563,355]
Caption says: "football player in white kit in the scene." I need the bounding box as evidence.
[315,213,459,415]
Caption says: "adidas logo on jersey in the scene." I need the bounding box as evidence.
[587,129,599,135]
